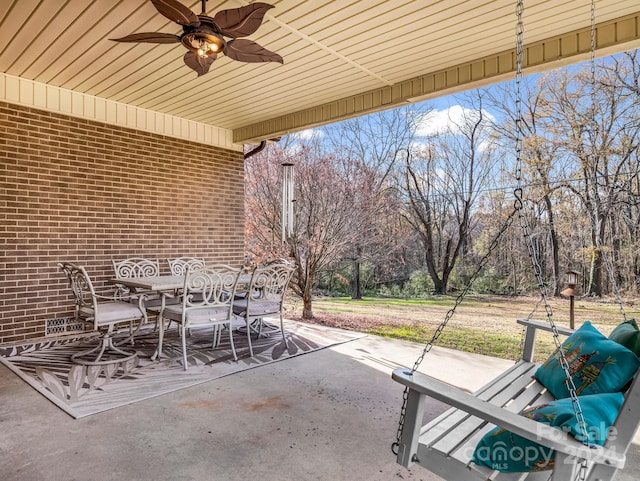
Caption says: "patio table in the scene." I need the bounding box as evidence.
[111,275,185,292]
[111,274,252,360]
[112,274,252,292]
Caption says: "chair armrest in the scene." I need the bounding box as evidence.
[94,291,155,303]
[392,368,625,468]
[127,289,165,298]
[112,283,132,299]
[93,291,120,301]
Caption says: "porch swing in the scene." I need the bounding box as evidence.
[391,2,640,480]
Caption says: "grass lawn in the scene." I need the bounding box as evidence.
[286,294,636,361]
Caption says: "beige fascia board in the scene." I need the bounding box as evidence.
[0,73,243,152]
[234,12,640,144]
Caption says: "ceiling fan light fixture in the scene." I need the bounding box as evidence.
[181,32,225,57]
[111,0,282,75]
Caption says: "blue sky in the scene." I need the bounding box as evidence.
[292,54,625,143]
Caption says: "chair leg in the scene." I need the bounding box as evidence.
[212,325,222,347]
[152,314,166,361]
[227,322,237,361]
[181,323,188,371]
[245,318,254,357]
[108,337,138,357]
[114,317,145,347]
[257,318,264,337]
[71,332,137,366]
[71,341,106,363]
[148,309,159,331]
[115,301,148,348]
[280,313,287,349]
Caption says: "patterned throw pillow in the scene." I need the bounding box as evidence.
[609,319,640,357]
[534,321,639,399]
[471,392,624,472]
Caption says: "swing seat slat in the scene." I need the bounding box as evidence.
[423,361,552,455]
[393,318,638,481]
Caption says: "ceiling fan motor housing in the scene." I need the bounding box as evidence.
[181,17,226,57]
[111,1,281,74]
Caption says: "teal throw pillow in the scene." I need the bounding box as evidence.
[535,321,639,399]
[609,319,640,357]
[472,392,624,472]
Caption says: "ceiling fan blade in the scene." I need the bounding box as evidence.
[183,51,216,76]
[225,39,283,64]
[151,0,200,26]
[213,2,274,38]
[110,32,181,44]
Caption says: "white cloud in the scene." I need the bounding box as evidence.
[296,128,322,140]
[415,105,495,137]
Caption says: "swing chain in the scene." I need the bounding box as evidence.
[394,4,603,476]
[394,0,534,457]
[573,8,600,479]
[513,0,530,360]
[590,0,596,88]
[392,203,521,455]
[394,4,531,454]
[514,1,590,479]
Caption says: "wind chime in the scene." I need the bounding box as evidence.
[281,162,295,244]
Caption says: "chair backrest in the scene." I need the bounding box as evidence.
[112,257,160,278]
[246,262,295,309]
[168,257,206,276]
[181,265,241,316]
[58,262,98,323]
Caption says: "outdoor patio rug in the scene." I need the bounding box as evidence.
[0,320,364,418]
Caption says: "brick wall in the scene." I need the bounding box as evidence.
[0,101,245,345]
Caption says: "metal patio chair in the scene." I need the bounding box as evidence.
[166,257,208,325]
[232,261,295,357]
[156,265,242,370]
[58,262,147,365]
[112,257,175,330]
[167,257,206,275]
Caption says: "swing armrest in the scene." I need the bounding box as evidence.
[516,318,574,361]
[392,368,626,469]
[516,318,575,336]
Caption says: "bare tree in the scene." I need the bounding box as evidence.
[320,106,425,298]
[246,52,640,303]
[486,76,568,295]
[401,94,499,294]
[245,138,377,318]
[541,61,640,296]
[606,50,640,291]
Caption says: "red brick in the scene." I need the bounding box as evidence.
[0,101,245,344]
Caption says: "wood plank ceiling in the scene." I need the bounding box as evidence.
[1,0,640,145]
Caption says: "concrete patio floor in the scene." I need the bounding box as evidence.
[1,332,639,481]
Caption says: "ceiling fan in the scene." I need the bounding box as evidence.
[111,0,283,76]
